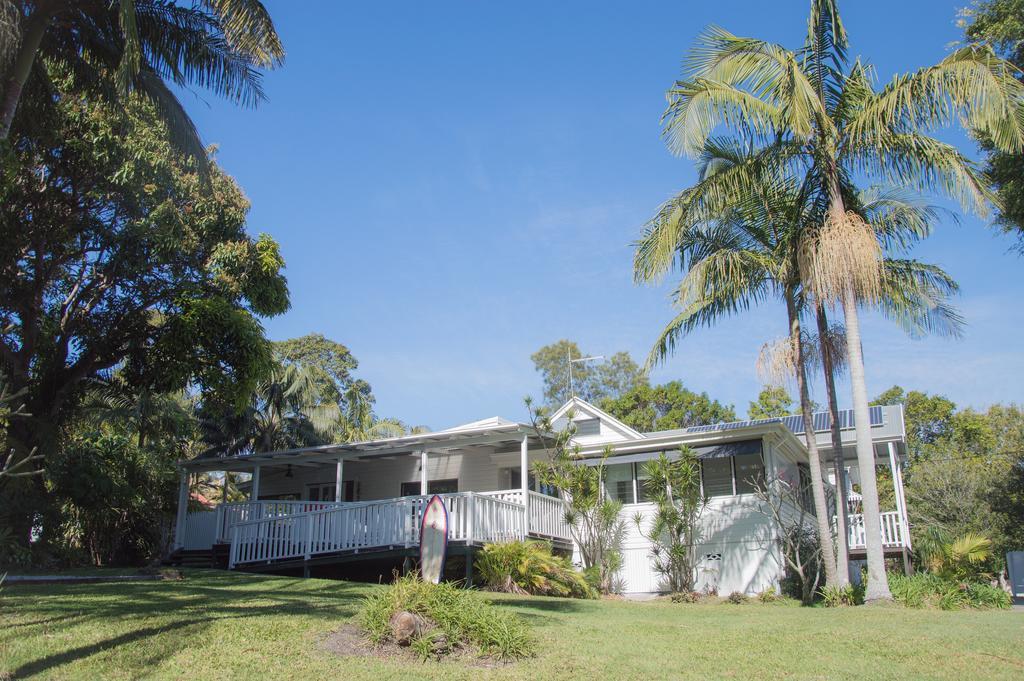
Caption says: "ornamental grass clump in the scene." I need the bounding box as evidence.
[475,540,597,599]
[887,573,1010,611]
[358,573,534,661]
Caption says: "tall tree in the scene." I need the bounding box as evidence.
[0,69,289,469]
[748,386,794,419]
[961,0,1024,249]
[657,0,1024,601]
[600,380,735,432]
[531,341,645,406]
[635,138,843,587]
[0,0,284,152]
[273,334,357,406]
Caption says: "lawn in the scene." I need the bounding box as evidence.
[1,570,1021,680]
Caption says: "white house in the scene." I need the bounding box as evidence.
[172,398,910,595]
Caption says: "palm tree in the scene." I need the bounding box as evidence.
[814,191,965,584]
[202,364,338,456]
[0,0,284,155]
[657,0,1023,601]
[635,137,843,587]
[340,380,408,441]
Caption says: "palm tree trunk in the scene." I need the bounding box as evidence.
[816,304,850,586]
[786,288,838,587]
[823,163,892,601]
[840,285,892,601]
[0,3,56,139]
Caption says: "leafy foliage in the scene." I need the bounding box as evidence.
[916,529,996,583]
[1,66,288,464]
[600,381,735,432]
[1,0,285,155]
[272,334,357,406]
[531,341,645,406]
[747,385,795,419]
[754,474,824,605]
[475,540,596,599]
[358,573,535,661]
[887,572,1011,610]
[961,0,1024,250]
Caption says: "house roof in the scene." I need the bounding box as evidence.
[184,418,553,472]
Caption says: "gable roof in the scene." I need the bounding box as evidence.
[548,396,644,440]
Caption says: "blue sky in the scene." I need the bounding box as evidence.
[183,1,1023,429]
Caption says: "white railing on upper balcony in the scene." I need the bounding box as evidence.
[228,491,529,567]
[846,511,907,550]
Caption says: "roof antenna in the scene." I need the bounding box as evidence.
[567,349,604,399]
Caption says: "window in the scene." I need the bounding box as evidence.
[635,461,655,503]
[574,418,601,436]
[734,453,765,494]
[604,463,634,504]
[307,484,334,502]
[797,463,815,514]
[400,479,458,497]
[701,457,734,497]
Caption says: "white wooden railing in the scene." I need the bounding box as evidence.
[228,491,529,567]
[846,511,907,550]
[527,491,570,539]
[214,500,345,542]
[181,510,220,550]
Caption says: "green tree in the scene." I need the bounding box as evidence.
[961,0,1024,249]
[0,70,289,470]
[600,381,735,432]
[654,0,1023,601]
[201,364,338,457]
[531,341,644,407]
[0,0,284,153]
[748,386,794,419]
[871,386,958,460]
[273,334,357,406]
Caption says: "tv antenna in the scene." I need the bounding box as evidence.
[567,351,604,398]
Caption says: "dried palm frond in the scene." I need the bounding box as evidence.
[756,336,800,386]
[800,210,883,304]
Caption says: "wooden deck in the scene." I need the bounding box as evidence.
[177,490,571,572]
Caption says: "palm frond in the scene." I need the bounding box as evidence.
[878,259,964,339]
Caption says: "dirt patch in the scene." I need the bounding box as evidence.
[319,624,513,669]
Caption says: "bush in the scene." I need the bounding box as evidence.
[725,591,749,604]
[359,573,534,661]
[888,573,1011,610]
[476,540,596,599]
[669,591,702,604]
[818,584,863,607]
[757,587,781,603]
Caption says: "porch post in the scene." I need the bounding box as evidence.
[251,465,261,501]
[520,434,529,538]
[335,457,344,502]
[174,468,190,550]
[420,450,428,495]
[888,441,911,550]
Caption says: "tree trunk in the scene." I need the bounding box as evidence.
[816,304,850,586]
[0,4,55,139]
[840,285,892,601]
[786,289,838,588]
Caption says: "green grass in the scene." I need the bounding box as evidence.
[0,569,1021,680]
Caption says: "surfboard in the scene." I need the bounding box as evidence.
[419,494,449,584]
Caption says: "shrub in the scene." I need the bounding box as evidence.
[670,591,702,604]
[887,573,1011,610]
[725,591,749,604]
[359,573,534,661]
[476,540,597,599]
[757,587,781,603]
[818,584,862,607]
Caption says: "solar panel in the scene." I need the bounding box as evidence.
[682,406,883,437]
